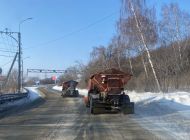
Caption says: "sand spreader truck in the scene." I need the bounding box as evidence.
[61,80,79,97]
[84,68,134,114]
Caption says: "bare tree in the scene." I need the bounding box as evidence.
[90,46,110,69]
[160,3,190,64]
[2,69,18,93]
[159,3,190,89]
[58,66,79,83]
[25,77,40,86]
[120,0,161,91]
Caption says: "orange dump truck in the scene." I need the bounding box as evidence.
[85,68,134,114]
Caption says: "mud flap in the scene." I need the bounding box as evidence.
[122,102,134,114]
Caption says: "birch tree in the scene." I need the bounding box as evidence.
[161,4,190,62]
[120,0,161,92]
[160,3,190,89]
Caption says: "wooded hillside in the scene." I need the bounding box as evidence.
[59,0,190,92]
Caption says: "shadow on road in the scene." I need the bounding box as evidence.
[0,97,46,120]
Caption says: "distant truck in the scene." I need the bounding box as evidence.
[84,68,134,114]
[61,80,79,97]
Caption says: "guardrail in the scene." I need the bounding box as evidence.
[0,89,29,104]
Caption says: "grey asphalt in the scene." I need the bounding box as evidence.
[0,88,167,140]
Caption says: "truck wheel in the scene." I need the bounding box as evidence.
[76,90,79,97]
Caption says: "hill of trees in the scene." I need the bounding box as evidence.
[59,0,190,92]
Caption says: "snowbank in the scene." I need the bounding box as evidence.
[78,89,88,96]
[126,90,190,139]
[127,91,190,109]
[53,85,62,91]
[0,87,41,112]
[26,87,42,100]
[53,85,190,107]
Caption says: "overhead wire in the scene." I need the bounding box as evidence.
[0,34,11,57]
[0,49,17,53]
[0,32,18,71]
[9,33,18,52]
[0,54,15,58]
[24,11,119,50]
[1,59,16,68]
[0,34,7,50]
[5,35,12,53]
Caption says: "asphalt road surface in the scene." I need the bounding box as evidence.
[0,88,173,140]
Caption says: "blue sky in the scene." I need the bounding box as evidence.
[0,0,190,77]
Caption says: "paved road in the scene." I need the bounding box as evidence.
[0,88,169,140]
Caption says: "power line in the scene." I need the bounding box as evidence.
[1,56,29,68]
[1,59,15,67]
[0,33,17,58]
[0,54,15,58]
[24,11,118,50]
[0,49,17,53]
[5,34,13,54]
[0,30,22,93]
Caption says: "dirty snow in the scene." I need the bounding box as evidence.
[77,89,88,96]
[0,87,41,112]
[52,85,62,91]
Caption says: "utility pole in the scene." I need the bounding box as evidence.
[18,32,21,93]
[19,17,33,91]
[0,30,21,93]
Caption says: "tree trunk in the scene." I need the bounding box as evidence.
[117,50,122,70]
[138,46,148,78]
[127,50,134,75]
[174,6,182,65]
[141,54,148,78]
[129,0,161,92]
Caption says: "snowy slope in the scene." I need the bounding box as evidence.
[127,91,190,139]
[127,91,190,106]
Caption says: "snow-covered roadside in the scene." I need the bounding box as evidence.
[52,85,62,91]
[26,87,43,100]
[126,91,190,139]
[78,89,88,96]
[52,85,190,138]
[127,91,190,107]
[0,87,42,112]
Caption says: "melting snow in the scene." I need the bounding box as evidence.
[0,87,41,112]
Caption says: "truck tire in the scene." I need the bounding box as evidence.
[86,92,91,107]
[75,90,79,97]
